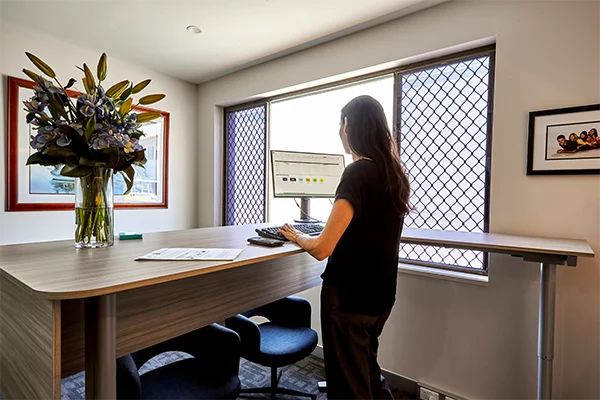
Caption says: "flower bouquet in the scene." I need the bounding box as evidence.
[22,52,165,248]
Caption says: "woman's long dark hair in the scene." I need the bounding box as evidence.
[341,95,411,215]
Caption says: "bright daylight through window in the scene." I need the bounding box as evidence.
[225,50,494,271]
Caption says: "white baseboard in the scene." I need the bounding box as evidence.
[312,344,324,359]
[311,345,418,395]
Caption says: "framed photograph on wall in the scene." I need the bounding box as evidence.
[527,104,600,175]
[6,76,170,211]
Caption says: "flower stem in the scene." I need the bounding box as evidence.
[75,167,113,248]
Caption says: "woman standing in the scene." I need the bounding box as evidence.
[280,95,410,399]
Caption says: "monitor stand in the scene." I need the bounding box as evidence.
[294,198,319,224]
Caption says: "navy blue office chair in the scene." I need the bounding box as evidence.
[226,296,318,399]
[116,323,242,399]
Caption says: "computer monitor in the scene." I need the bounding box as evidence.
[271,150,346,222]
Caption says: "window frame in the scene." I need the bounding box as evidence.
[395,48,496,273]
[222,102,269,226]
[223,45,496,273]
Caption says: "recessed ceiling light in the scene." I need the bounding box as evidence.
[186,25,203,34]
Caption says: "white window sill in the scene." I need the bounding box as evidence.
[397,263,489,286]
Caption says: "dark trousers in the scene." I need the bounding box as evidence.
[321,283,394,400]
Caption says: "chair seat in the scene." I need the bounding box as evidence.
[140,359,241,400]
[251,323,318,368]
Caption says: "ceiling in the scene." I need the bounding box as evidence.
[1,0,446,84]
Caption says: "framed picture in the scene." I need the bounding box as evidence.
[527,104,600,175]
[6,76,170,211]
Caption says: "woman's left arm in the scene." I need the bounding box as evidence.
[279,199,354,261]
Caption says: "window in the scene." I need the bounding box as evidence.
[269,76,394,223]
[398,54,493,270]
[223,46,495,272]
[224,104,267,225]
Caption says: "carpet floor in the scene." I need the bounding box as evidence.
[59,352,411,399]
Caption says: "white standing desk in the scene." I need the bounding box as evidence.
[401,227,594,400]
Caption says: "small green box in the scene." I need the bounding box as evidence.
[118,232,143,240]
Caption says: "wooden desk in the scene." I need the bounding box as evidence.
[0,225,594,400]
[0,224,325,399]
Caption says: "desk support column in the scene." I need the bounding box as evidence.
[85,294,116,400]
[538,263,556,400]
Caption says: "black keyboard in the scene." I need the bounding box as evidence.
[255,223,324,241]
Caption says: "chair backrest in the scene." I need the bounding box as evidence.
[245,296,312,329]
[117,354,142,400]
[116,323,241,399]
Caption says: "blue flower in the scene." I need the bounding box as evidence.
[56,134,71,147]
[96,85,105,99]
[23,99,47,113]
[96,105,109,119]
[38,125,54,135]
[133,139,143,152]
[77,94,97,116]
[30,132,51,150]
[77,94,109,119]
[80,105,95,117]
[90,132,121,150]
[35,92,49,104]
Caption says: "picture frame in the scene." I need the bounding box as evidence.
[6,76,170,211]
[527,104,600,175]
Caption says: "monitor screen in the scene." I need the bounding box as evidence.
[271,150,346,198]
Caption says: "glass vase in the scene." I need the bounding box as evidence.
[75,167,114,248]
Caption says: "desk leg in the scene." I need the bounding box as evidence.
[538,263,556,400]
[85,294,116,400]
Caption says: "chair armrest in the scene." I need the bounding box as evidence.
[117,355,141,399]
[225,314,261,355]
[263,296,312,328]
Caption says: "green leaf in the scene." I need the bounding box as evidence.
[96,147,120,168]
[46,146,77,158]
[26,152,61,166]
[131,79,151,94]
[105,80,129,98]
[79,157,107,167]
[135,111,162,123]
[129,129,144,140]
[22,68,40,82]
[60,164,92,177]
[120,166,135,195]
[57,125,93,158]
[64,78,77,89]
[47,104,61,121]
[48,96,69,120]
[45,146,78,166]
[25,52,56,78]
[83,63,96,90]
[138,94,165,105]
[74,65,85,73]
[82,77,91,94]
[120,98,133,116]
[97,53,107,82]
[85,115,96,140]
[119,85,133,101]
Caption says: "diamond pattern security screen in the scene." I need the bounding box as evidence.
[224,104,267,225]
[397,54,493,270]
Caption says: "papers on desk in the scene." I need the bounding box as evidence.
[136,248,244,261]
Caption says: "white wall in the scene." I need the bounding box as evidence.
[197,1,600,399]
[0,20,198,245]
